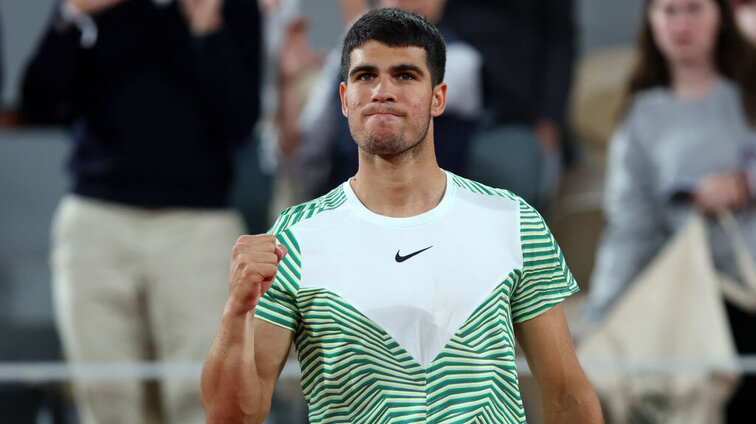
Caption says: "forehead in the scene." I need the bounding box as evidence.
[349,40,428,71]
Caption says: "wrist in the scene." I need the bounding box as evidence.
[224,298,255,319]
[188,15,223,36]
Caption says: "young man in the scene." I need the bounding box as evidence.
[202,8,602,423]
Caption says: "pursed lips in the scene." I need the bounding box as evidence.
[364,110,404,119]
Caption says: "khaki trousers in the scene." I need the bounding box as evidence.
[51,195,244,424]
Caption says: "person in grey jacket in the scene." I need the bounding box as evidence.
[586,0,756,421]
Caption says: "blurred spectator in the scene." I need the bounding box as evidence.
[585,0,756,421]
[264,0,482,209]
[258,0,326,217]
[441,0,576,211]
[733,0,756,43]
[0,5,4,111]
[20,0,261,423]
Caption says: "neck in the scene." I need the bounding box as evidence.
[669,59,719,100]
[350,133,446,218]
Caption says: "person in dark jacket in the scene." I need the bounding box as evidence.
[441,0,576,210]
[21,0,261,423]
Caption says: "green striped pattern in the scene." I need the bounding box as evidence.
[255,175,578,423]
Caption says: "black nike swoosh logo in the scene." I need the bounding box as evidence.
[395,246,433,263]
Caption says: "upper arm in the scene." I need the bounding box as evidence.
[512,204,578,323]
[515,304,583,392]
[254,318,294,402]
[588,114,668,320]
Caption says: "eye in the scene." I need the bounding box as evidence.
[356,72,375,81]
[397,72,416,81]
[687,2,702,14]
[663,5,676,16]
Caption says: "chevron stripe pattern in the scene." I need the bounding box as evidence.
[255,174,578,423]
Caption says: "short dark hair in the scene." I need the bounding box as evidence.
[341,8,446,87]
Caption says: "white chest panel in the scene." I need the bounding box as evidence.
[292,175,522,368]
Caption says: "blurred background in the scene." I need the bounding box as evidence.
[1,0,755,423]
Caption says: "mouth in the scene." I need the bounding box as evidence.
[673,36,692,46]
[367,112,403,118]
[363,107,405,118]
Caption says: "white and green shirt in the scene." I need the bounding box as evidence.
[256,171,578,423]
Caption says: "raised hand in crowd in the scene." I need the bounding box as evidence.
[733,0,756,44]
[178,0,224,35]
[65,0,128,15]
[277,17,326,156]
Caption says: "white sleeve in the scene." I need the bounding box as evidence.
[443,42,483,119]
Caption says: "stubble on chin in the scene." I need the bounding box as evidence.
[350,115,431,158]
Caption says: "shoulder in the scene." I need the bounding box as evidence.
[451,172,520,202]
[450,173,539,226]
[715,77,745,109]
[268,184,348,235]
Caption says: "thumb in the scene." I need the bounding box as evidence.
[275,244,288,262]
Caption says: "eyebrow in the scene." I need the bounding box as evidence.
[390,64,425,77]
[348,64,426,78]
[349,65,378,78]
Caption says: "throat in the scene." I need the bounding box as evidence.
[349,168,447,218]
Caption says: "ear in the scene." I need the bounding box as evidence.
[430,82,447,118]
[339,82,349,117]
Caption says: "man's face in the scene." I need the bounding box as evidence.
[339,40,446,157]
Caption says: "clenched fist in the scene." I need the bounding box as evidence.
[178,0,224,35]
[227,234,287,315]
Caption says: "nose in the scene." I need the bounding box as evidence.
[371,78,396,103]
[670,8,694,32]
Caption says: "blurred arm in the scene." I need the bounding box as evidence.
[336,0,369,26]
[188,0,262,142]
[538,0,576,127]
[586,114,668,323]
[21,1,88,124]
[443,42,483,118]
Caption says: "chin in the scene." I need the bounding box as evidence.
[361,136,407,155]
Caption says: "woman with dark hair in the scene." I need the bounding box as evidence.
[585,0,756,421]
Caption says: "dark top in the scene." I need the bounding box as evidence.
[21,0,261,208]
[441,0,575,126]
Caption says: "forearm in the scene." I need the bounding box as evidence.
[542,383,603,424]
[189,1,261,141]
[539,0,575,124]
[201,305,269,424]
[192,29,260,141]
[276,76,305,156]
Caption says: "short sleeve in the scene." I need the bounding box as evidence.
[511,203,579,323]
[254,227,301,332]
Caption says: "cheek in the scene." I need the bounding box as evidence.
[650,16,675,54]
[344,94,362,116]
[697,15,721,51]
